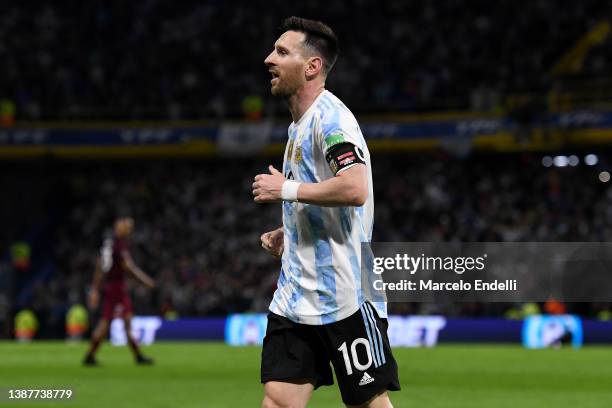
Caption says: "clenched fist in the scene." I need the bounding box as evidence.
[261,228,284,259]
[253,165,286,203]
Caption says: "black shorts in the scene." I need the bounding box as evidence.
[261,302,400,406]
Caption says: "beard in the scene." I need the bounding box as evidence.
[270,74,301,98]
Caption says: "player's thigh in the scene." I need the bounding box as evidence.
[262,379,314,408]
[321,302,400,406]
[346,390,393,408]
[261,312,334,389]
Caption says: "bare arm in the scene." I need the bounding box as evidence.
[121,251,156,289]
[88,259,103,309]
[91,258,103,291]
[297,164,367,206]
[253,164,368,207]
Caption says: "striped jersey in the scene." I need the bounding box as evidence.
[269,90,386,325]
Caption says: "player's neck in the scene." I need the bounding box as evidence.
[288,83,325,123]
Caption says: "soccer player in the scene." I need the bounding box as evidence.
[253,17,400,408]
[83,217,156,366]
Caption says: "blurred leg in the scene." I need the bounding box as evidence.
[83,318,109,364]
[124,314,153,364]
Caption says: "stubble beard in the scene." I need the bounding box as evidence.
[270,76,300,100]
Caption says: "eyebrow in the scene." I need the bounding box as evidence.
[275,44,289,53]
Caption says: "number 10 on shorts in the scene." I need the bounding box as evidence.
[338,338,373,375]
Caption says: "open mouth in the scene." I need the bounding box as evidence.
[270,71,280,84]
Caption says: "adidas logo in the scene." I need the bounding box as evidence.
[358,372,375,386]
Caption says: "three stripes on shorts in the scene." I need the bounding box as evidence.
[359,302,386,367]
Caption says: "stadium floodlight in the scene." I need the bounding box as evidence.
[585,154,599,166]
[568,155,579,167]
[553,156,568,167]
[598,171,610,183]
[541,156,553,167]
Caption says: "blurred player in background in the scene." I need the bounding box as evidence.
[83,217,156,366]
[253,16,399,408]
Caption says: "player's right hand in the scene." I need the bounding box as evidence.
[261,229,284,259]
[88,289,99,310]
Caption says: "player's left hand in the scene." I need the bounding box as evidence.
[261,228,284,259]
[253,165,285,203]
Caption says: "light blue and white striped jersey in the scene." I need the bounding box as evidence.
[269,90,386,325]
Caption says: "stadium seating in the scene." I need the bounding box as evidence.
[0,0,607,119]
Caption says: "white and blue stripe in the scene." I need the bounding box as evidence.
[269,90,386,325]
[360,302,386,367]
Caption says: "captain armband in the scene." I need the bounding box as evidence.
[325,142,365,175]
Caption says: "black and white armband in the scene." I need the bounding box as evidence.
[325,142,365,175]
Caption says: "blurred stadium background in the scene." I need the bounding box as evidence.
[2,1,612,407]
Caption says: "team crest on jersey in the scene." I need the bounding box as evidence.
[294,146,302,163]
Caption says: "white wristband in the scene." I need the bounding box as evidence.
[281,180,301,202]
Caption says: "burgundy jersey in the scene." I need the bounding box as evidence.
[100,237,130,287]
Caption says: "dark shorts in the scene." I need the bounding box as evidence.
[261,302,400,406]
[101,285,133,320]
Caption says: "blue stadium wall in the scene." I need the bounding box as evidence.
[2,110,612,157]
[111,315,612,348]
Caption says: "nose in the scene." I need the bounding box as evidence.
[264,51,275,67]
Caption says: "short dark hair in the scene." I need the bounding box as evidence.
[280,16,338,75]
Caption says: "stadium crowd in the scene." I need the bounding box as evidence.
[2,151,611,337]
[0,0,607,119]
[1,0,611,337]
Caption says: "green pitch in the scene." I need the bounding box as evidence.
[0,341,611,407]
